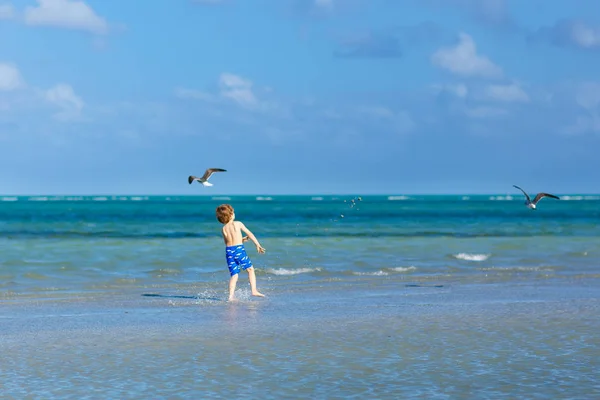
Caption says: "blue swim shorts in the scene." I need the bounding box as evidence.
[225,244,253,276]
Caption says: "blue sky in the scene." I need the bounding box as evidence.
[1,0,599,195]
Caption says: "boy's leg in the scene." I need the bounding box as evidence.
[246,267,265,297]
[228,273,239,301]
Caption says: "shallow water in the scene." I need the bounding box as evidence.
[2,282,599,399]
[1,195,599,398]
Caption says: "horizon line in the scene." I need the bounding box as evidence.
[2,193,600,197]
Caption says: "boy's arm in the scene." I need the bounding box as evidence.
[238,222,266,253]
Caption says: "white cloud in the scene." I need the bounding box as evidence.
[175,72,269,111]
[0,3,14,19]
[0,63,23,91]
[432,83,469,98]
[175,72,287,119]
[431,33,502,78]
[218,73,260,109]
[174,87,216,102]
[24,0,108,35]
[485,83,529,102]
[569,21,600,49]
[533,19,600,51]
[45,83,84,120]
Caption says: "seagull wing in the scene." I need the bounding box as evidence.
[532,192,560,204]
[188,176,197,184]
[512,185,531,202]
[201,168,227,181]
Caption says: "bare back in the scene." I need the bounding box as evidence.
[221,221,244,246]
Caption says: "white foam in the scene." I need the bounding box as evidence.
[388,195,410,201]
[27,196,48,201]
[561,195,583,201]
[311,197,324,201]
[392,266,417,272]
[267,267,320,275]
[479,266,555,272]
[256,196,273,201]
[454,253,490,262]
[461,196,470,201]
[212,196,231,201]
[0,197,18,202]
[560,195,600,201]
[353,271,389,276]
[92,197,108,201]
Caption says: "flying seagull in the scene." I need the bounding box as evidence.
[512,185,560,209]
[188,168,227,187]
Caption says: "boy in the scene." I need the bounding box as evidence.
[216,204,266,301]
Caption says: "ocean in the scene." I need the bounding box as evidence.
[1,194,599,399]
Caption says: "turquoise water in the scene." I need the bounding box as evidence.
[1,195,599,398]
[1,194,599,297]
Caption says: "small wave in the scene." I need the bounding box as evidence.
[388,196,410,201]
[212,196,231,201]
[256,196,273,201]
[92,197,108,201]
[266,267,320,275]
[391,266,417,272]
[353,271,389,276]
[454,253,490,262]
[478,266,556,272]
[147,268,183,277]
[1,197,18,202]
[490,196,513,201]
[461,196,470,201]
[559,195,600,201]
[311,197,324,201]
[23,259,54,264]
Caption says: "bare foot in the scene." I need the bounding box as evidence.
[252,291,265,298]
[228,296,238,302]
